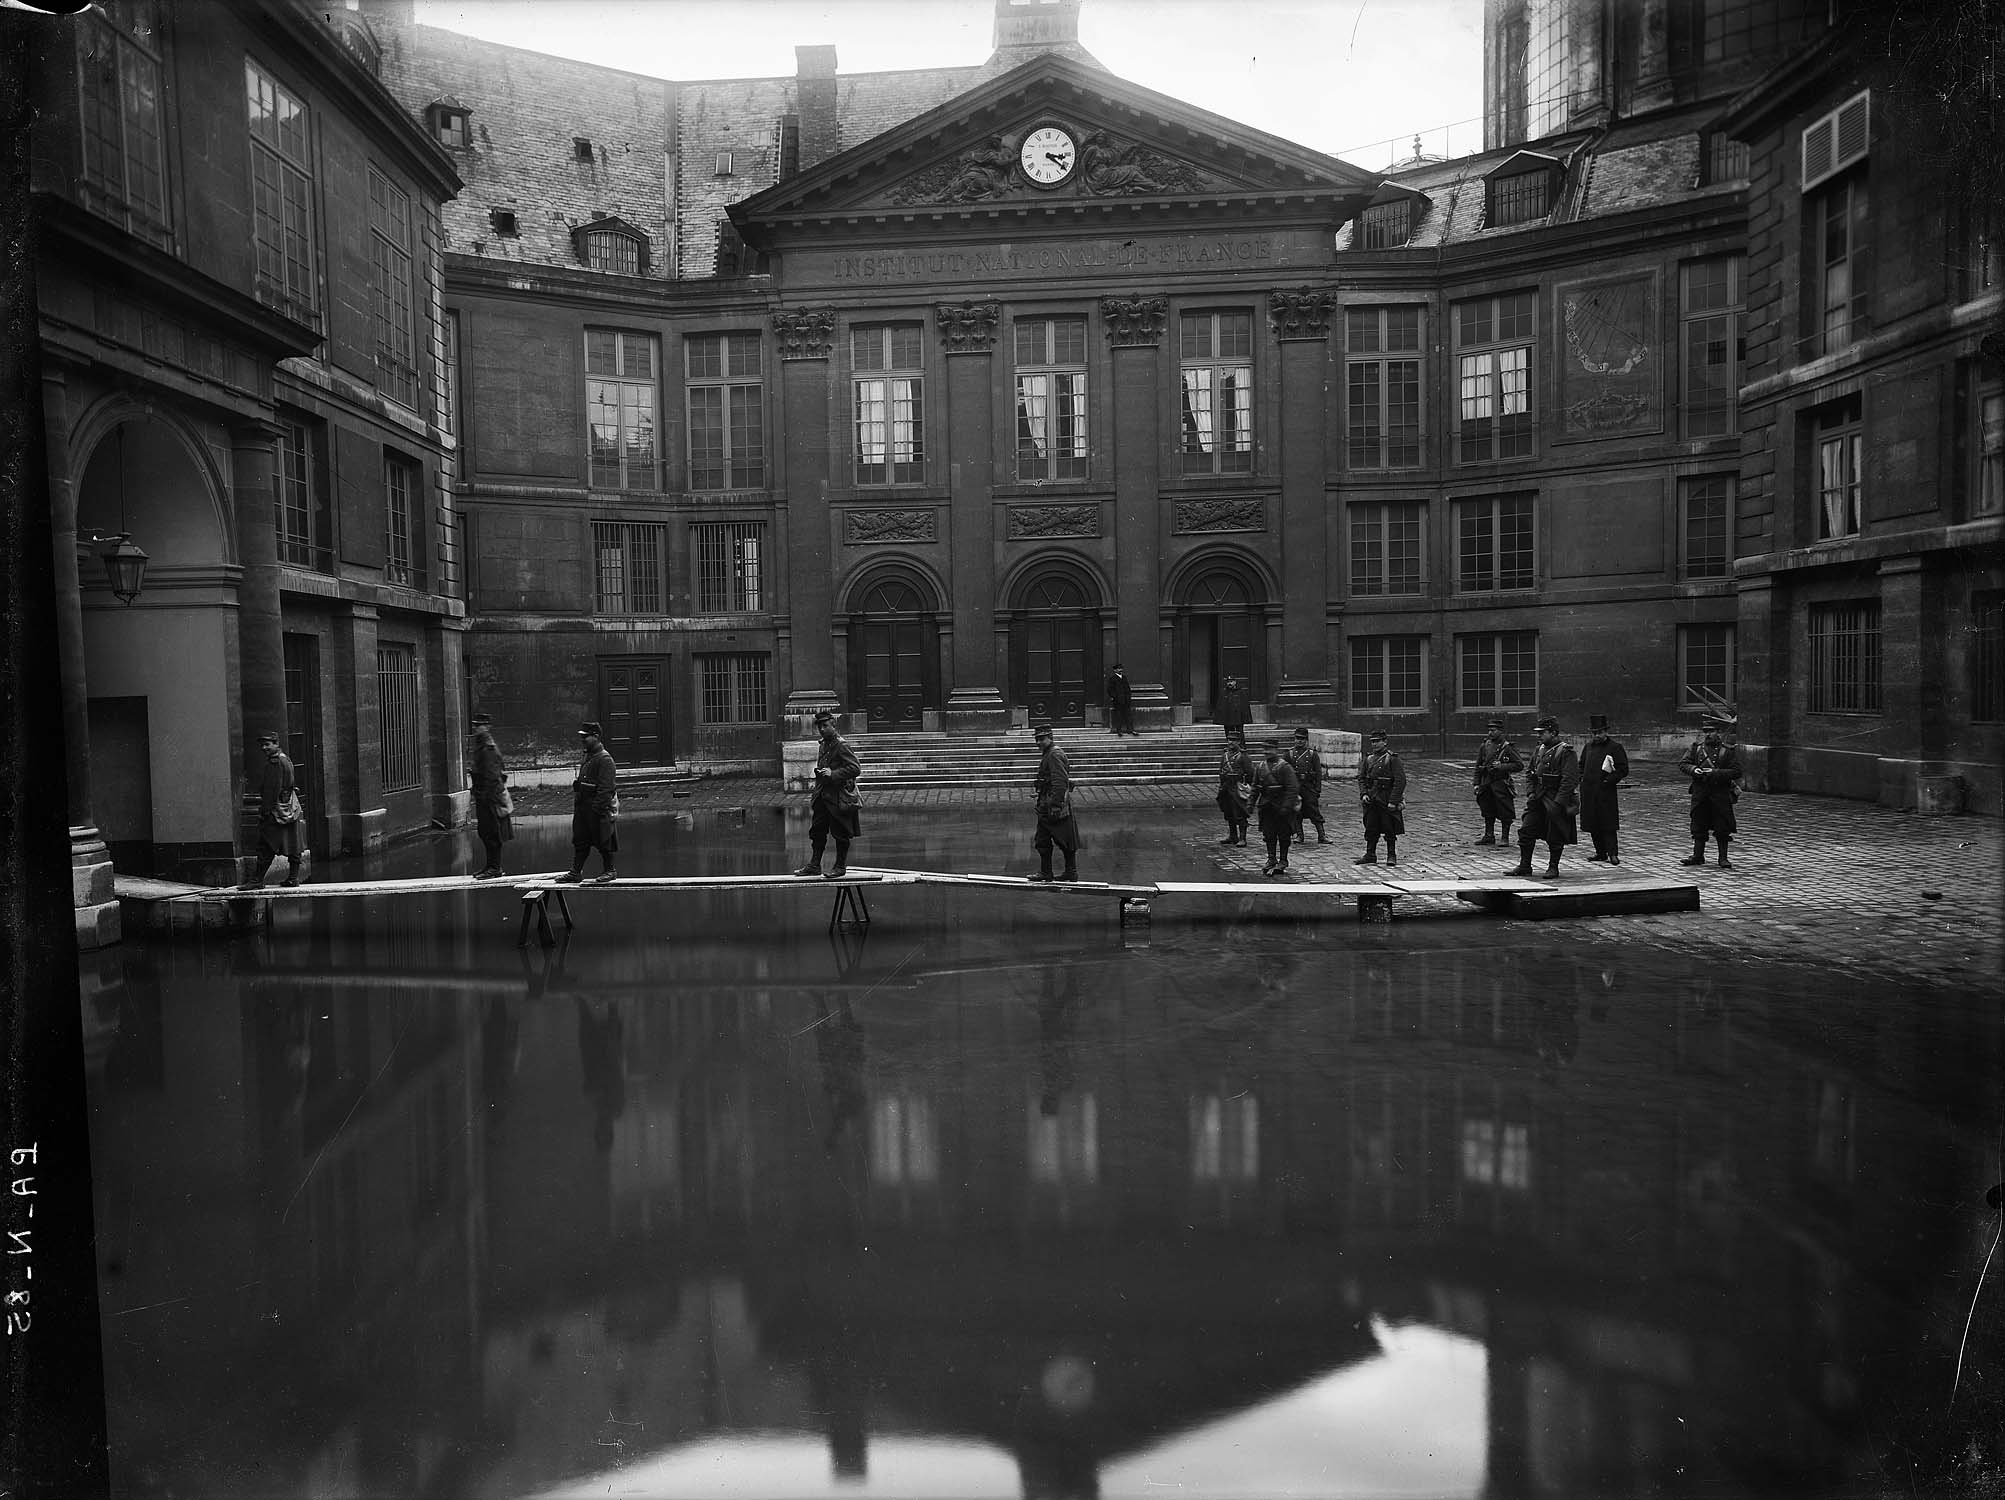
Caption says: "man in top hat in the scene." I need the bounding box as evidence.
[1471,717,1522,846]
[247,730,304,888]
[557,721,619,884]
[1286,728,1327,844]
[1215,726,1254,846]
[1577,713,1630,865]
[1353,729,1406,867]
[1216,675,1250,740]
[1678,710,1744,868]
[1028,722,1080,882]
[795,709,862,878]
[1106,661,1135,736]
[468,712,513,879]
[1510,716,1580,879]
[1252,736,1302,876]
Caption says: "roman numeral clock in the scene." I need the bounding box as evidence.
[1019,124,1077,186]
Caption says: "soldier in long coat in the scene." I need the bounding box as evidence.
[1578,713,1631,865]
[1679,711,1745,868]
[1353,729,1407,867]
[795,709,863,878]
[1510,716,1580,879]
[559,721,619,884]
[1214,728,1253,846]
[1029,722,1080,882]
[1286,727,1327,844]
[1252,737,1302,877]
[1471,717,1522,845]
[468,712,513,879]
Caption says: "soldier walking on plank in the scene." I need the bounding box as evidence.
[468,711,513,879]
[1029,721,1080,883]
[1510,716,1580,880]
[1471,717,1521,846]
[1679,709,1744,869]
[795,709,862,879]
[558,721,619,885]
[1353,729,1406,868]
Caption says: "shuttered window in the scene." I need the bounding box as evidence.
[1801,90,1869,193]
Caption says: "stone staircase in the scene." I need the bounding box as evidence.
[811,724,1265,790]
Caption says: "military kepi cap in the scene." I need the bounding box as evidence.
[1534,715,1560,731]
[813,709,837,725]
[470,712,492,727]
[579,720,604,737]
[259,730,281,743]
[1367,729,1388,741]
[1293,727,1309,739]
[1486,717,1505,731]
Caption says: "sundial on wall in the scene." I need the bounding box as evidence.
[1559,275,1657,435]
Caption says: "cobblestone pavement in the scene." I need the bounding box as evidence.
[511,760,2002,988]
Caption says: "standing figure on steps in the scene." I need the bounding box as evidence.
[1029,722,1080,883]
[1215,727,1253,846]
[796,709,862,878]
[1511,716,1579,880]
[1286,727,1327,844]
[1679,710,1744,869]
[1578,713,1630,864]
[1253,737,1301,877]
[1216,675,1250,740]
[1353,729,1406,867]
[1471,718,1522,846]
[1106,661,1135,736]
[558,721,619,885]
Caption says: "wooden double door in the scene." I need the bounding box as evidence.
[1010,572,1100,726]
[596,657,668,766]
[850,576,940,729]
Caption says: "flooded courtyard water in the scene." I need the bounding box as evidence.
[80,805,2002,1498]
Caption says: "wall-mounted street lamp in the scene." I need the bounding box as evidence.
[79,530,150,605]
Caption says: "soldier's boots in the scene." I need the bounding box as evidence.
[793,860,823,877]
[1056,861,1078,883]
[1030,855,1055,883]
[1716,837,1733,870]
[1680,842,1706,867]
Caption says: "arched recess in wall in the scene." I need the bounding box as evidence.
[1002,553,1107,726]
[1166,549,1274,717]
[840,562,943,730]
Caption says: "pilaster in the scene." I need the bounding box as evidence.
[939,300,1009,732]
[231,420,287,862]
[776,307,840,725]
[1104,296,1174,728]
[1270,290,1339,721]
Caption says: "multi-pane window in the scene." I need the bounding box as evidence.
[376,644,420,792]
[1461,1119,1532,1191]
[1489,171,1549,227]
[1350,636,1427,711]
[1702,0,1825,64]
[275,416,329,569]
[1960,201,1999,302]
[1456,293,1535,461]
[1809,601,1881,713]
[1975,378,2003,518]
[1680,624,1737,708]
[584,229,642,275]
[1682,475,1733,578]
[76,0,168,247]
[693,521,764,613]
[686,333,765,490]
[1350,502,1424,596]
[698,654,770,724]
[1359,199,1413,249]
[1703,132,1750,185]
[585,330,659,490]
[1813,397,1863,539]
[853,324,925,484]
[1179,311,1254,475]
[384,453,418,587]
[368,167,418,409]
[1682,256,1744,438]
[1973,592,2003,724]
[1014,317,1089,481]
[1458,631,1539,710]
[442,309,460,437]
[1346,307,1422,468]
[247,60,316,321]
[1456,494,1536,592]
[591,520,666,615]
[430,105,469,150]
[1812,176,1866,357]
[1527,0,1572,136]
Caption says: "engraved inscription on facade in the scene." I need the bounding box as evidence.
[1007,504,1099,540]
[1174,497,1266,533]
[846,509,938,544]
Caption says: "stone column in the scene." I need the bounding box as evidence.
[1269,290,1339,721]
[775,308,840,736]
[44,369,119,945]
[428,616,471,830]
[938,300,1008,732]
[231,420,288,867]
[1105,296,1173,728]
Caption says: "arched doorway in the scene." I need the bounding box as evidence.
[846,570,942,729]
[1008,562,1104,726]
[1175,560,1267,720]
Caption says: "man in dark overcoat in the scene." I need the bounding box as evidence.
[795,709,862,878]
[558,721,619,884]
[1216,676,1250,739]
[1353,729,1406,867]
[468,711,513,878]
[1029,722,1080,882]
[247,730,303,888]
[1215,727,1253,846]
[1471,717,1522,846]
[1253,737,1301,877]
[1286,727,1327,844]
[1511,716,1580,879]
[1679,711,1745,868]
[1578,712,1630,865]
[1106,662,1135,735]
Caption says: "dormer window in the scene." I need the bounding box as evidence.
[1361,200,1411,249]
[714,150,734,176]
[1702,130,1749,186]
[489,207,518,237]
[573,218,649,275]
[1483,151,1563,229]
[429,100,471,150]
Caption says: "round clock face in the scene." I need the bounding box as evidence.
[1019,125,1077,186]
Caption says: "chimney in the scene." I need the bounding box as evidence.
[796,45,839,170]
[990,0,1084,59]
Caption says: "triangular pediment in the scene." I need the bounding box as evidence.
[731,54,1379,239]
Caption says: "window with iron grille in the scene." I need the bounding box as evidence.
[1682,475,1734,578]
[1680,624,1737,708]
[368,167,418,409]
[585,329,659,490]
[1346,306,1423,468]
[1350,636,1427,710]
[1455,293,1535,461]
[384,453,419,587]
[1350,501,1424,596]
[1458,631,1539,710]
[1179,311,1254,475]
[1975,377,2003,518]
[275,415,329,569]
[853,324,925,485]
[687,333,765,489]
[376,643,421,791]
[246,60,316,321]
[1973,591,2003,723]
[698,654,770,724]
[591,520,666,615]
[1359,199,1413,249]
[1682,256,1744,438]
[1809,600,1880,713]
[583,229,642,275]
[1812,397,1862,539]
[1456,493,1536,592]
[693,521,764,613]
[76,0,169,248]
[1489,171,1549,227]
[1702,131,1750,185]
[1811,175,1867,357]
[1015,317,1089,481]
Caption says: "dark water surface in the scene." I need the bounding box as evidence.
[80,807,2002,1498]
